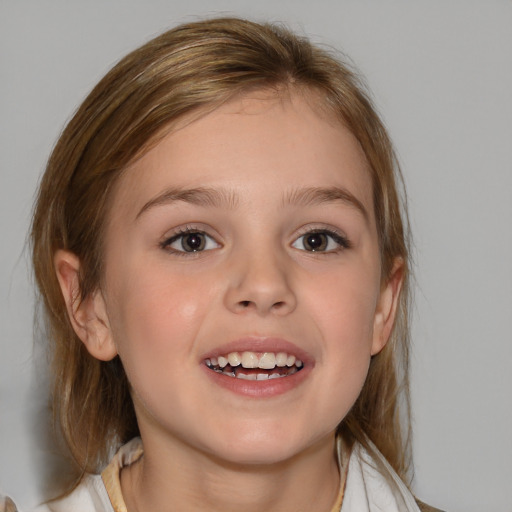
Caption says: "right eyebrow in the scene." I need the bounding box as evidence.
[135,186,239,220]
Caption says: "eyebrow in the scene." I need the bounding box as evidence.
[136,184,368,221]
[283,186,369,221]
[136,186,239,219]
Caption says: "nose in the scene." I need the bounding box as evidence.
[224,247,297,316]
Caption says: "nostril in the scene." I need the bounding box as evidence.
[238,299,286,310]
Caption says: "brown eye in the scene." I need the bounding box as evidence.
[181,233,206,252]
[303,233,328,251]
[292,230,350,252]
[164,231,220,253]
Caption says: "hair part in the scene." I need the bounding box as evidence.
[31,16,412,492]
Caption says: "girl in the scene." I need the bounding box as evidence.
[10,17,442,512]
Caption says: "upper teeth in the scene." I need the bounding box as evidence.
[207,351,303,370]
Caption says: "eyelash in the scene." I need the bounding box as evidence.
[160,226,351,256]
[160,226,220,256]
[292,228,351,253]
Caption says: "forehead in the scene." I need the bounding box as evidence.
[111,90,374,221]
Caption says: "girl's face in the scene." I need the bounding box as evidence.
[83,91,401,466]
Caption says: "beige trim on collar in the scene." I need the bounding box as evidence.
[101,438,144,512]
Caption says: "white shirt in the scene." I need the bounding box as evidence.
[3,437,423,512]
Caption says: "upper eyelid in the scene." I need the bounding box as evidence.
[161,225,220,244]
[293,224,349,240]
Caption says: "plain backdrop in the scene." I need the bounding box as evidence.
[1,1,511,510]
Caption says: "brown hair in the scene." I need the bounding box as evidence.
[31,17,412,489]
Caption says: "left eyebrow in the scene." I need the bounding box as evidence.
[283,186,369,222]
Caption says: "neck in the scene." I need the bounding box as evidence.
[121,433,341,512]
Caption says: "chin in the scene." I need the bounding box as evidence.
[200,420,321,467]
[209,443,303,467]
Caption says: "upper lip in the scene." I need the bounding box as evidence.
[200,337,314,366]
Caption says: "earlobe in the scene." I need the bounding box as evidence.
[371,259,404,356]
[54,250,117,361]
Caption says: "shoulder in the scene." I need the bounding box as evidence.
[415,498,447,512]
[342,439,448,512]
[0,474,109,512]
[29,474,112,512]
[0,496,18,512]
[32,438,142,512]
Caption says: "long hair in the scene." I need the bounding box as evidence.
[31,17,412,490]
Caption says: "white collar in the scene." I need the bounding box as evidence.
[341,438,421,512]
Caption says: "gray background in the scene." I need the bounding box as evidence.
[1,1,511,510]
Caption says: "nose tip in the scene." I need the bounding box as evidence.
[224,255,297,316]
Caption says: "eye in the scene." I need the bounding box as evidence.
[163,230,220,253]
[292,230,350,252]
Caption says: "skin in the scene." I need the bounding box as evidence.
[56,90,403,512]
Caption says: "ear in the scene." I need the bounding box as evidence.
[371,258,404,356]
[54,250,117,361]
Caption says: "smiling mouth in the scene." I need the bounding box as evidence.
[205,351,304,380]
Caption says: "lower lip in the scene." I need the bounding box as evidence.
[201,364,312,398]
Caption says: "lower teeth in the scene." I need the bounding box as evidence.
[209,366,298,380]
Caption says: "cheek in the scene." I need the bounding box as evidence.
[105,262,218,370]
[311,268,379,347]
[304,265,380,414]
[104,270,214,421]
